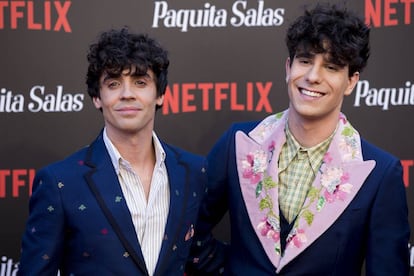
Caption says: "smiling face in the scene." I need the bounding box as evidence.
[93,68,164,139]
[285,51,359,126]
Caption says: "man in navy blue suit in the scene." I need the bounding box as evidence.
[188,3,410,275]
[19,28,207,276]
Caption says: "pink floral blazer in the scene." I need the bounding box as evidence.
[235,110,376,272]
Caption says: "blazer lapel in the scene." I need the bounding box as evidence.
[83,133,149,275]
[277,114,376,272]
[235,112,287,268]
[154,143,189,276]
[235,111,376,272]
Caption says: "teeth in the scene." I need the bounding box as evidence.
[301,89,322,97]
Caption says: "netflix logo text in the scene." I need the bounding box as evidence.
[365,0,414,27]
[162,81,273,115]
[402,160,414,188]
[0,0,72,32]
[0,169,34,198]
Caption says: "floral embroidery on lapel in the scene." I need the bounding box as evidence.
[241,150,267,186]
[286,116,361,249]
[252,112,284,141]
[239,112,364,253]
[287,228,307,248]
[338,123,360,161]
[240,140,281,254]
[319,167,352,206]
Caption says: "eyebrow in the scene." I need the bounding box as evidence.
[295,51,346,67]
[101,71,152,83]
[131,72,152,80]
[295,52,314,59]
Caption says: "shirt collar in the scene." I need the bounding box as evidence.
[103,128,166,174]
[284,124,334,173]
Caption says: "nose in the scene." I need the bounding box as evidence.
[120,82,135,99]
[305,64,322,84]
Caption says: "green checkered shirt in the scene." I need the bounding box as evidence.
[278,126,333,223]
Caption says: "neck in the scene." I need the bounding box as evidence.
[107,129,155,166]
[287,113,338,148]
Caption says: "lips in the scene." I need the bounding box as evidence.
[116,106,141,111]
[115,106,142,115]
[300,88,324,98]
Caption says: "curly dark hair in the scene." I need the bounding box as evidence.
[286,3,370,76]
[86,27,169,106]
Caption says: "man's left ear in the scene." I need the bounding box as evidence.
[345,72,360,96]
[156,95,164,106]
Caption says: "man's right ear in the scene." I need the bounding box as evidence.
[285,57,291,83]
[92,97,102,109]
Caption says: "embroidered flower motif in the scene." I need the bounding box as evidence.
[255,117,278,139]
[257,216,281,254]
[257,216,280,242]
[241,150,267,185]
[339,113,347,124]
[321,167,343,193]
[240,144,280,254]
[287,228,307,248]
[321,166,352,204]
[83,252,90,257]
[323,152,333,164]
[324,183,353,202]
[268,140,275,152]
[339,124,360,161]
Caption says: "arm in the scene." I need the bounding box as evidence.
[19,167,65,276]
[186,128,235,275]
[365,158,410,275]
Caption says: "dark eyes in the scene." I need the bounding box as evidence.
[107,81,120,88]
[297,58,339,71]
[326,64,339,71]
[105,79,146,88]
[298,58,311,64]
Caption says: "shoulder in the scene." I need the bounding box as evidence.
[162,142,205,165]
[216,121,260,143]
[38,145,90,175]
[360,138,403,182]
[229,120,260,133]
[39,133,105,173]
[361,138,400,165]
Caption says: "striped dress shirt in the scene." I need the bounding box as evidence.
[103,129,170,276]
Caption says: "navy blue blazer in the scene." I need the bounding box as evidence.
[190,115,410,276]
[19,132,207,276]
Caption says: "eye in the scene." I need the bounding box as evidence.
[297,57,311,65]
[326,64,339,71]
[107,81,120,89]
[133,77,149,87]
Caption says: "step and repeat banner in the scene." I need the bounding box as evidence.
[1,0,413,274]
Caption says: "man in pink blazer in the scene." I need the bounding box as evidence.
[188,3,410,275]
